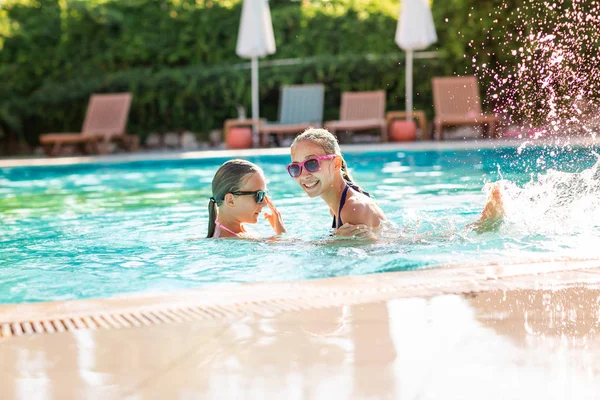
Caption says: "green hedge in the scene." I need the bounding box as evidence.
[0,0,517,147]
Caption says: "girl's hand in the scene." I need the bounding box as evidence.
[335,223,374,239]
[264,196,286,235]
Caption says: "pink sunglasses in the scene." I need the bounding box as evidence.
[286,154,337,178]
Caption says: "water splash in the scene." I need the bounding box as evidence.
[472,0,600,140]
[493,155,600,237]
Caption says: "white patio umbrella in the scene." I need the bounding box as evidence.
[395,0,437,119]
[236,0,276,139]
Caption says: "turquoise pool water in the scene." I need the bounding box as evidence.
[2,145,600,304]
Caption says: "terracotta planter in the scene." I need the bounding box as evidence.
[226,126,253,149]
[389,120,417,142]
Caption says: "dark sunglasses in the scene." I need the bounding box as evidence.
[231,189,267,204]
[286,154,337,178]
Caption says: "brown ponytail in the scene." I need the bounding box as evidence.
[206,198,218,238]
[340,158,368,196]
[206,159,263,238]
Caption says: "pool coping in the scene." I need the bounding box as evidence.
[1,136,598,168]
[2,256,600,338]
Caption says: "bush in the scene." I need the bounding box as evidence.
[0,0,510,146]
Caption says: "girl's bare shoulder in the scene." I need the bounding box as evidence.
[341,193,385,228]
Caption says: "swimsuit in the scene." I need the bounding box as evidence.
[332,185,351,229]
[214,221,240,238]
[332,183,371,229]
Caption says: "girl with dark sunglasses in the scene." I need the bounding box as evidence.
[207,159,286,238]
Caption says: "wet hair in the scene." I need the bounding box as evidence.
[291,127,368,196]
[207,159,263,238]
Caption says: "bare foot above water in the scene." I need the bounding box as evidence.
[468,183,505,233]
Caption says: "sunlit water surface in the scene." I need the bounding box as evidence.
[2,145,600,304]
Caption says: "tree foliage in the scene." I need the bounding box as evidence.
[0,0,509,145]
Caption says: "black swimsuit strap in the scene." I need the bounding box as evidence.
[347,181,370,198]
[332,185,351,229]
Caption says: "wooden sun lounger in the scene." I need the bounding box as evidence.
[39,93,139,156]
[432,76,499,140]
[324,90,387,142]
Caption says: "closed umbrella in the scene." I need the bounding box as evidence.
[236,0,276,141]
[395,0,437,119]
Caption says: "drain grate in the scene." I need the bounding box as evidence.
[0,294,361,339]
[0,305,252,339]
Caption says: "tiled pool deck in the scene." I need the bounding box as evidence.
[2,139,600,398]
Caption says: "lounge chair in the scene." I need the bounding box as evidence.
[39,93,139,156]
[432,76,499,140]
[259,84,324,147]
[324,90,387,142]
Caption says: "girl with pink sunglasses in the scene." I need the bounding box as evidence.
[288,128,505,238]
[288,128,386,238]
